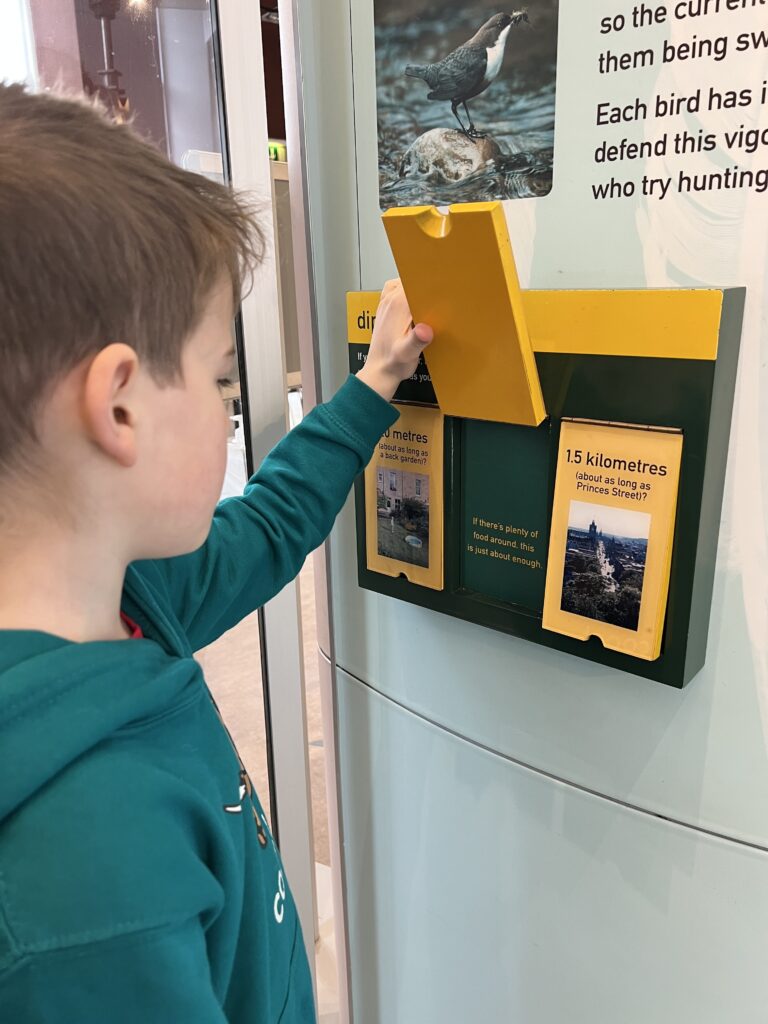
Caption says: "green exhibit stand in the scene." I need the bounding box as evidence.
[349,282,744,687]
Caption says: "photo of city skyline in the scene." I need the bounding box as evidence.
[560,500,650,631]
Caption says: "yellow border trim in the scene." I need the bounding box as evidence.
[523,288,722,361]
[347,288,723,361]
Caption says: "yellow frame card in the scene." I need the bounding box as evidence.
[365,404,444,591]
[543,420,683,661]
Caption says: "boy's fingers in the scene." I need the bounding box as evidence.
[390,287,411,321]
[413,322,433,345]
[383,279,410,309]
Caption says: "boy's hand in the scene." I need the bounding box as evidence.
[356,279,433,402]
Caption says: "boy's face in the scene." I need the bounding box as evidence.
[139,280,237,558]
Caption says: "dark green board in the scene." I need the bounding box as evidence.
[352,288,745,688]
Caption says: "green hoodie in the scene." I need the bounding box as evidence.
[0,375,398,1023]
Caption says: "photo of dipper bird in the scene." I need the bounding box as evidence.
[374,0,558,206]
[405,11,529,139]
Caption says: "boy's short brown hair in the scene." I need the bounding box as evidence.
[0,82,264,472]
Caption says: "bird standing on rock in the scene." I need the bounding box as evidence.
[405,11,528,139]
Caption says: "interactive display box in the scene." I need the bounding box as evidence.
[349,203,744,688]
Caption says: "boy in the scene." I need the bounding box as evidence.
[0,83,432,1022]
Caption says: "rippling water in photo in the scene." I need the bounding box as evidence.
[374,1,559,207]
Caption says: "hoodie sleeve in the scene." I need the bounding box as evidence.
[130,375,399,652]
[0,920,228,1023]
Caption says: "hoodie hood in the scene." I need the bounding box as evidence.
[0,630,201,823]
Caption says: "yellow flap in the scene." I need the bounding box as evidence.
[382,203,546,427]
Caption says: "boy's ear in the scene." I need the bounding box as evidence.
[82,343,141,468]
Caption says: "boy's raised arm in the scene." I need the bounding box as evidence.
[128,282,432,652]
[132,374,397,650]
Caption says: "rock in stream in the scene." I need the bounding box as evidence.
[398,128,503,182]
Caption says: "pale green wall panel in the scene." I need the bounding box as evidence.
[337,668,768,1023]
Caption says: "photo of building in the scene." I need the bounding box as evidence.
[376,466,430,567]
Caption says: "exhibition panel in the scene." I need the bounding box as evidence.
[349,279,744,686]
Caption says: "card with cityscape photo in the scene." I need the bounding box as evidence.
[543,420,683,661]
[373,0,559,208]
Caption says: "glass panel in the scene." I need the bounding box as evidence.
[14,1,223,174]
[0,1,38,88]
[271,165,301,377]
